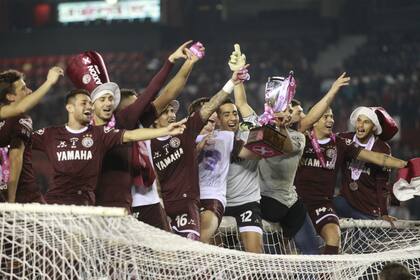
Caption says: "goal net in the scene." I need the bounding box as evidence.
[1,203,420,280]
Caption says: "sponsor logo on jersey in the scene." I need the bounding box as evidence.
[300,157,335,170]
[155,148,184,171]
[103,126,118,133]
[57,141,67,148]
[56,150,93,161]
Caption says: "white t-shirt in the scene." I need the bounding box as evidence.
[196,130,234,207]
[131,139,160,207]
[226,113,261,207]
[258,129,305,208]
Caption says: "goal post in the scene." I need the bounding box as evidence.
[1,203,420,280]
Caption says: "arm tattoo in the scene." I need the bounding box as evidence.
[200,90,229,121]
[382,154,391,167]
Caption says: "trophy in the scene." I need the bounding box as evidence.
[244,72,297,158]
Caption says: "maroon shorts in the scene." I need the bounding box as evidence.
[164,199,200,240]
[16,191,45,204]
[132,203,170,232]
[305,200,339,234]
[45,191,95,206]
[200,199,224,226]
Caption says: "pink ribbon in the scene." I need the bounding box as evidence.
[308,129,336,169]
[271,73,297,113]
[189,42,205,59]
[258,104,276,126]
[0,147,10,187]
[91,114,116,129]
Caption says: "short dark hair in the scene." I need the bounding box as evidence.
[120,88,137,100]
[188,97,210,115]
[216,98,235,115]
[65,89,90,105]
[0,70,24,104]
[379,262,414,280]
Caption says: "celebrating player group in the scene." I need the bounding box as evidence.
[0,41,418,255]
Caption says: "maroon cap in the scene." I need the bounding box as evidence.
[371,107,399,141]
[66,51,110,92]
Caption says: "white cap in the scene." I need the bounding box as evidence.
[162,100,180,114]
[349,106,382,135]
[91,82,121,110]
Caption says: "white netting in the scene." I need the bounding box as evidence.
[1,203,420,280]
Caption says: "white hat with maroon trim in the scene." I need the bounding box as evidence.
[350,106,382,135]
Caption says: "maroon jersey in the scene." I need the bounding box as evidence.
[151,112,205,203]
[32,125,124,205]
[0,115,42,202]
[295,134,362,202]
[95,60,173,209]
[339,132,391,216]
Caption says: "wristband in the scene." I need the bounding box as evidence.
[222,80,235,94]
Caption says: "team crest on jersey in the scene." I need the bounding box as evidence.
[345,139,352,145]
[19,118,33,131]
[35,128,45,135]
[82,74,91,84]
[0,121,5,129]
[169,137,181,148]
[326,148,336,159]
[82,135,94,148]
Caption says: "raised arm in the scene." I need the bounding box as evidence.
[357,149,407,169]
[199,69,245,121]
[122,119,186,143]
[6,142,25,202]
[116,42,195,128]
[153,46,203,115]
[0,67,63,119]
[229,44,255,118]
[298,73,350,132]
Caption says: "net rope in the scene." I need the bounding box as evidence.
[1,203,420,280]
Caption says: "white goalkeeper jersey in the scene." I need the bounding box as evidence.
[196,130,234,207]
[226,113,261,207]
[258,129,305,208]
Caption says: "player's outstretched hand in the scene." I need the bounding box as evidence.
[46,66,64,85]
[166,118,187,136]
[168,40,193,63]
[382,214,397,228]
[186,42,205,63]
[231,64,250,85]
[196,132,215,154]
[330,72,350,93]
[228,43,246,71]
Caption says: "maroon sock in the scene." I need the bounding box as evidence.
[323,245,339,254]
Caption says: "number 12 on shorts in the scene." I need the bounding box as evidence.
[240,210,252,223]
